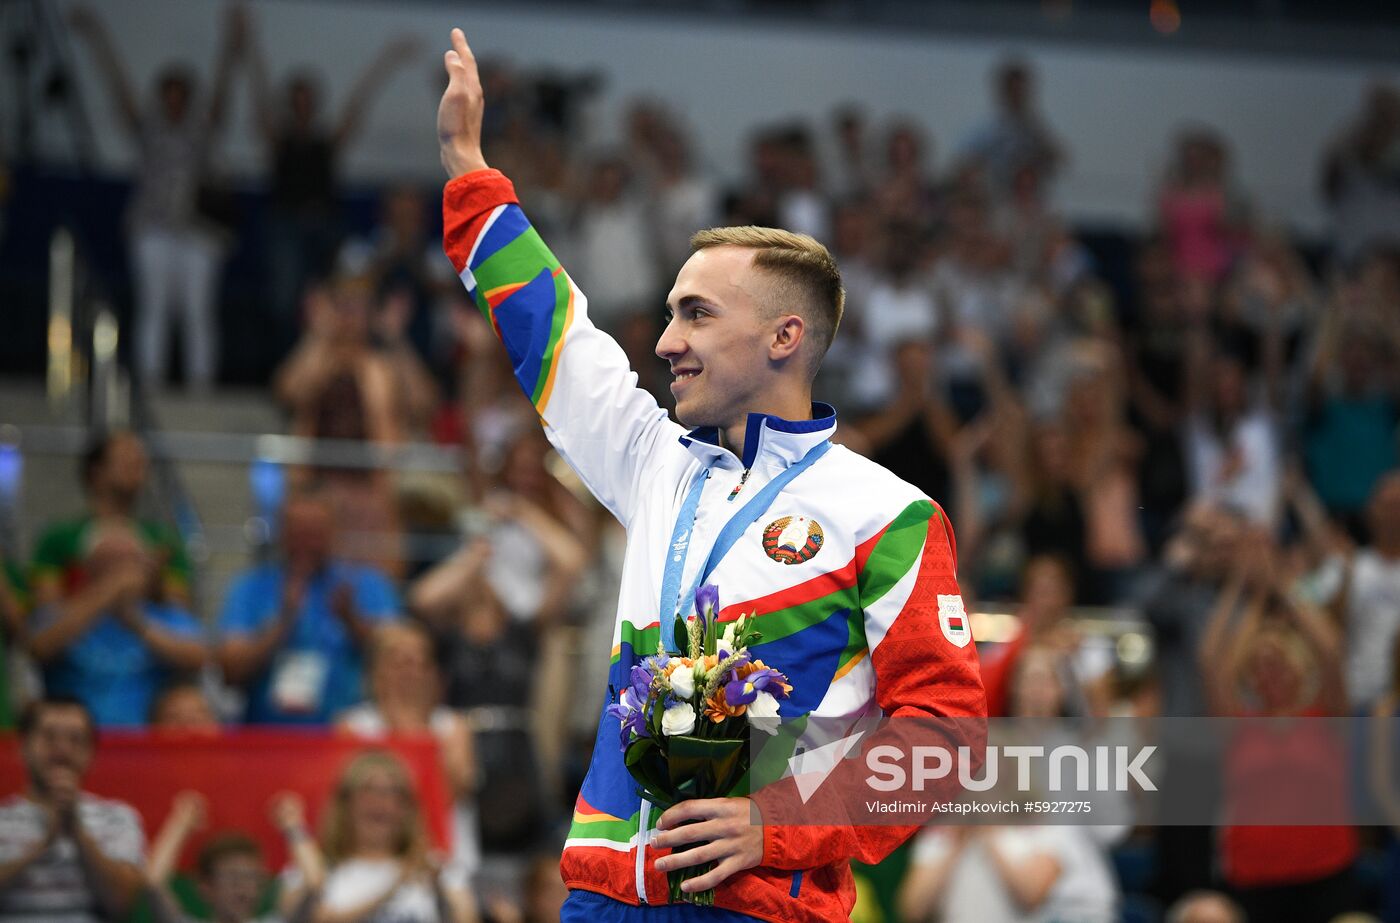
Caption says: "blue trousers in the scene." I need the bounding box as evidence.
[561,889,764,922]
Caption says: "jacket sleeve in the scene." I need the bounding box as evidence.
[442,169,682,523]
[753,499,987,869]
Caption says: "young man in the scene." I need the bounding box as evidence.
[436,28,985,923]
[0,697,146,921]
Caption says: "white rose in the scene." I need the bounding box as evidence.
[745,691,781,735]
[719,622,739,652]
[661,702,697,737]
[669,667,696,700]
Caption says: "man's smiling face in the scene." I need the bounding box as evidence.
[656,246,778,433]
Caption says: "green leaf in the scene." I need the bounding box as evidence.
[672,615,688,656]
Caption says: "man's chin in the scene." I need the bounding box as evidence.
[672,401,711,432]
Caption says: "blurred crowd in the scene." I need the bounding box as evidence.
[2,3,1400,922]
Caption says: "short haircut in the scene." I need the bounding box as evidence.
[80,431,121,489]
[196,833,264,880]
[18,696,97,744]
[689,226,845,374]
[148,681,207,725]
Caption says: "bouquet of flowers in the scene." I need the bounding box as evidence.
[607,583,792,905]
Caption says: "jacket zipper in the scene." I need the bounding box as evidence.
[635,795,652,902]
[727,468,751,501]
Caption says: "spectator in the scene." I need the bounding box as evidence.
[1141,502,1245,717]
[958,58,1064,198]
[357,184,461,383]
[1012,421,1091,584]
[1060,356,1148,602]
[216,489,400,725]
[245,7,422,352]
[1124,239,1193,548]
[568,156,659,335]
[337,621,479,882]
[278,751,477,923]
[274,275,435,572]
[1165,890,1245,923]
[825,105,874,199]
[774,128,831,243]
[0,697,145,920]
[142,790,322,923]
[274,276,434,444]
[30,431,191,610]
[408,535,561,858]
[1199,537,1358,923]
[1157,129,1246,286]
[149,681,222,734]
[856,223,939,408]
[27,520,206,727]
[652,129,720,273]
[980,553,1116,718]
[1301,313,1400,534]
[488,429,593,549]
[1320,472,1400,710]
[1183,348,1281,527]
[898,822,1118,923]
[855,339,958,507]
[929,189,1024,363]
[1320,82,1400,267]
[68,4,244,390]
[873,121,940,230]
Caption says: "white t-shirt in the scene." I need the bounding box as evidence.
[909,825,1118,923]
[337,704,480,881]
[852,279,939,407]
[285,859,456,923]
[0,793,145,923]
[1184,409,1281,526]
[1314,550,1400,708]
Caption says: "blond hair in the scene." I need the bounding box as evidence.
[689,226,845,372]
[320,750,430,867]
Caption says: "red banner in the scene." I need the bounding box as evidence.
[0,730,452,870]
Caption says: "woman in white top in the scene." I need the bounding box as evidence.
[897,646,1120,923]
[280,751,477,923]
[337,623,478,881]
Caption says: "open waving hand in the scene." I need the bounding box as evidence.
[437,29,489,178]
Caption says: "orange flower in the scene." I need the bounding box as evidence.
[704,688,746,723]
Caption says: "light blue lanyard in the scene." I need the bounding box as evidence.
[658,440,831,652]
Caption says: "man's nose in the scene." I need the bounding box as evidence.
[655,318,685,360]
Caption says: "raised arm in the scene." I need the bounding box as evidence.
[241,3,279,143]
[335,36,421,147]
[68,5,143,139]
[205,3,247,139]
[437,28,682,523]
[1198,558,1253,716]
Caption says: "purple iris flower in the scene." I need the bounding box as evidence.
[629,664,655,700]
[695,584,720,624]
[724,667,790,707]
[607,686,649,749]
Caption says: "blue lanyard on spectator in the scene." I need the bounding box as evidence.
[658,440,831,652]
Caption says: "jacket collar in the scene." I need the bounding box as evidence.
[678,402,837,470]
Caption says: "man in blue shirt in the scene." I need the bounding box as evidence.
[216,489,400,724]
[28,523,206,727]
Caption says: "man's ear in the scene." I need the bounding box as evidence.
[769,314,806,364]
